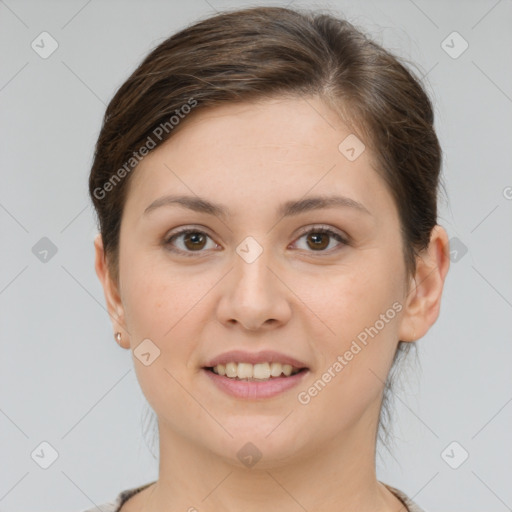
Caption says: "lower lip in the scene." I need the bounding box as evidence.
[202,368,309,399]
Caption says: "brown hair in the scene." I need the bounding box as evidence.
[89,6,442,452]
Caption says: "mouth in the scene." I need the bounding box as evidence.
[201,350,310,399]
[203,362,307,381]
[201,360,310,400]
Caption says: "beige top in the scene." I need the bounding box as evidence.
[79,480,426,512]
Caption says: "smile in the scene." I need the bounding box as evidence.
[203,365,309,399]
[209,361,303,380]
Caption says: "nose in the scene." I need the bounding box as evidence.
[216,246,292,331]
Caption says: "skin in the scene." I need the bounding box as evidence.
[94,95,450,512]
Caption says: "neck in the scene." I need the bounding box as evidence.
[143,400,402,512]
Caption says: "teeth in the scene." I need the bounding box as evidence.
[225,362,237,378]
[270,362,284,377]
[211,361,300,380]
[253,363,270,379]
[238,362,253,379]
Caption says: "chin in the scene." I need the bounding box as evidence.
[205,421,309,469]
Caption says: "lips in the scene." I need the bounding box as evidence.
[202,349,309,370]
[203,365,309,399]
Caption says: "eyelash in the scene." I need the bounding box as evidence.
[163,225,349,258]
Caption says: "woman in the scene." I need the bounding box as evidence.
[85,6,449,512]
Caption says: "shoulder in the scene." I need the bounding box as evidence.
[381,482,427,512]
[75,481,156,512]
[77,502,119,512]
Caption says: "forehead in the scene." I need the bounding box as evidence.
[157,96,360,161]
[124,96,395,220]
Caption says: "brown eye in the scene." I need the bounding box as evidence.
[182,231,207,251]
[293,227,348,253]
[165,228,218,256]
[306,232,330,250]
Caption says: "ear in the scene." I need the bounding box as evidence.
[94,233,130,349]
[398,225,450,342]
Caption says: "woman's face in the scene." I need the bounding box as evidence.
[102,96,418,467]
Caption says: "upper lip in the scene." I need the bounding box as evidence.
[203,350,309,369]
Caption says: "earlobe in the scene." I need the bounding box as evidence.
[398,225,450,343]
[94,234,129,347]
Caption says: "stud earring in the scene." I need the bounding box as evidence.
[115,332,122,344]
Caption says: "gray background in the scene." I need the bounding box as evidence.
[1,0,511,511]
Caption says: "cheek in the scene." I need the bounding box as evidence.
[296,270,403,433]
[120,258,219,375]
[120,247,196,339]
[120,264,206,426]
[309,250,405,383]
[316,260,402,339]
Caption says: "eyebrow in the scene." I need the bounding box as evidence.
[143,194,371,218]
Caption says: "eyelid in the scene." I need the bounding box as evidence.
[164,224,349,256]
[293,224,349,243]
[164,225,220,257]
[290,224,350,253]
